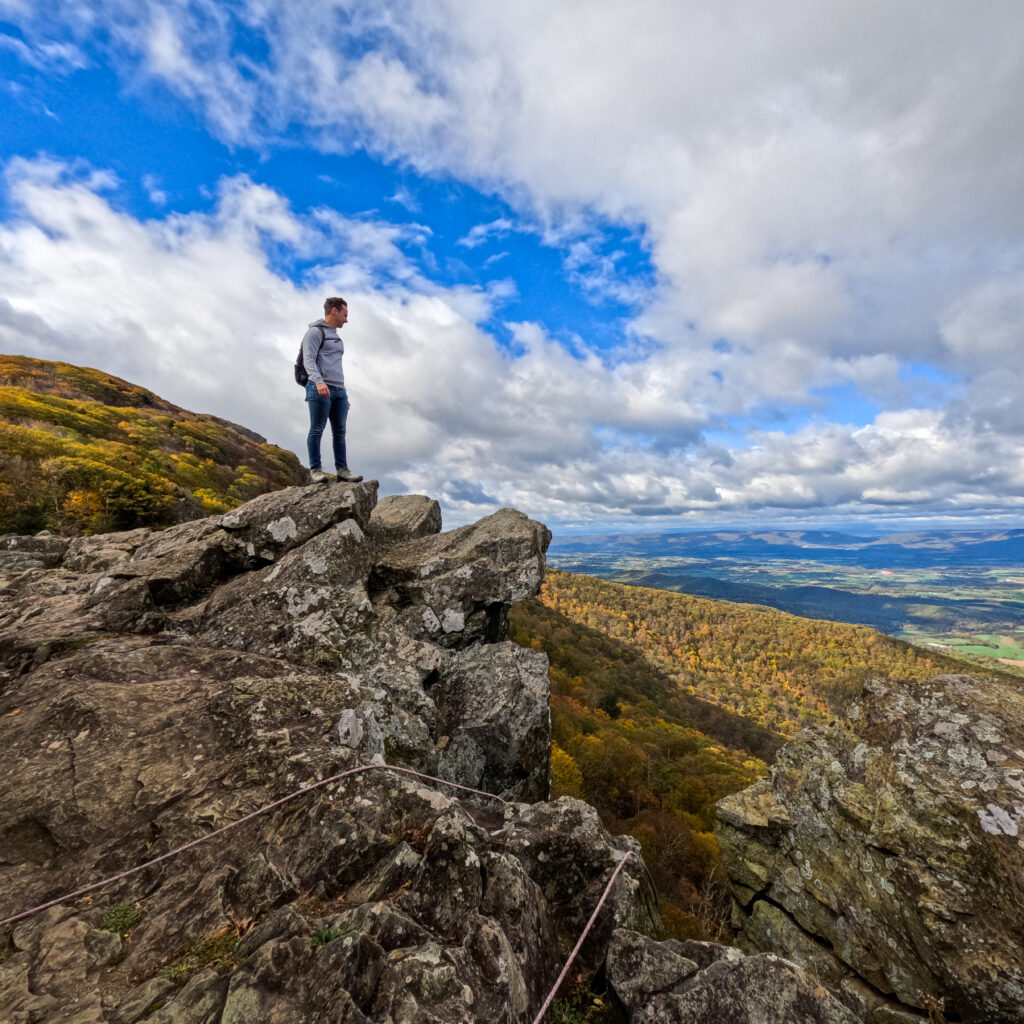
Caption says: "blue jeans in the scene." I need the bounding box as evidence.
[305,382,349,471]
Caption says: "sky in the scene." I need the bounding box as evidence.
[1,2,1024,533]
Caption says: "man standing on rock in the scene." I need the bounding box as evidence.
[301,297,363,484]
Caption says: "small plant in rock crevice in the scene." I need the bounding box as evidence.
[158,929,240,983]
[919,993,948,1024]
[98,900,143,936]
[310,927,342,947]
[547,1001,587,1024]
[544,971,618,1024]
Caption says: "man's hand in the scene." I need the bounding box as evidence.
[316,381,329,396]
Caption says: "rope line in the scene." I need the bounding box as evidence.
[530,851,635,1024]
[0,762,506,929]
[1,760,646,1024]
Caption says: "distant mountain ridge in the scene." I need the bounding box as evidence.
[552,527,1024,567]
[610,569,1015,636]
[0,354,305,534]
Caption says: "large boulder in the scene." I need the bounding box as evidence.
[434,642,551,802]
[0,744,657,1024]
[219,480,377,563]
[369,508,551,646]
[717,672,1024,1023]
[367,493,442,544]
[634,953,860,1024]
[605,927,700,1010]
[0,532,69,572]
[196,518,377,667]
[3,481,913,1023]
[603,927,859,1024]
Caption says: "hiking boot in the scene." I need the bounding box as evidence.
[309,468,329,483]
[335,468,363,483]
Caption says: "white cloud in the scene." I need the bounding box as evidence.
[3,4,1024,525]
[142,174,167,204]
[458,218,515,248]
[940,276,1024,366]
[29,2,1017,393]
[0,32,89,72]
[6,161,1021,529]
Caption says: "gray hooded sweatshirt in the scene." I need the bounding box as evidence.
[301,318,345,387]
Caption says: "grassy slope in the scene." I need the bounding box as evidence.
[0,354,306,534]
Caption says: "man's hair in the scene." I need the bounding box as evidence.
[324,296,348,315]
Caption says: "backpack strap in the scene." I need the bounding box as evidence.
[311,325,327,370]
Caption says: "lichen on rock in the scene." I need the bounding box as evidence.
[717,671,1024,1023]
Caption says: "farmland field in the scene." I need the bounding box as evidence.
[548,530,1024,676]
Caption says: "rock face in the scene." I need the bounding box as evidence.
[604,928,858,1024]
[1,482,875,1023]
[717,672,1024,1024]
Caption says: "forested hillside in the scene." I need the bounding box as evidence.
[539,568,987,735]
[511,568,1005,941]
[0,355,305,534]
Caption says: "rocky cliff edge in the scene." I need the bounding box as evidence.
[717,671,1024,1024]
[2,482,860,1023]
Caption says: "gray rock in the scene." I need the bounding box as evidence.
[741,899,849,990]
[123,516,237,608]
[368,493,442,543]
[111,976,178,1024]
[672,938,746,970]
[63,528,152,572]
[345,840,421,903]
[606,927,699,1011]
[435,641,551,801]
[327,901,434,953]
[0,486,690,1024]
[369,507,551,646]
[494,797,659,968]
[147,969,230,1024]
[638,953,860,1024]
[0,532,69,572]
[717,672,1024,1022]
[196,517,375,666]
[84,926,123,967]
[220,480,377,563]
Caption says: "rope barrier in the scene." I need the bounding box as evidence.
[0,762,506,929]
[1,760,648,1024]
[530,850,635,1024]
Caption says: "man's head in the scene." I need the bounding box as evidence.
[323,297,348,328]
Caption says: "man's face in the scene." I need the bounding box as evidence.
[326,304,348,328]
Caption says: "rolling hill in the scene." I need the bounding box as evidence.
[0,354,306,534]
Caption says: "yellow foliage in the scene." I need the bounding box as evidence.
[550,743,584,799]
[193,488,232,514]
[0,355,307,533]
[61,489,105,534]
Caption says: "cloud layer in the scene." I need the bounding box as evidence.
[3,2,1024,527]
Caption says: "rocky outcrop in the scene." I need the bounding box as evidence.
[604,927,858,1023]
[1,482,874,1023]
[0,483,576,1020]
[717,672,1024,1023]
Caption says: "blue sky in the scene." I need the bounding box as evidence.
[1,2,1023,532]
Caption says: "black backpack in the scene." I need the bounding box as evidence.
[294,326,326,386]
